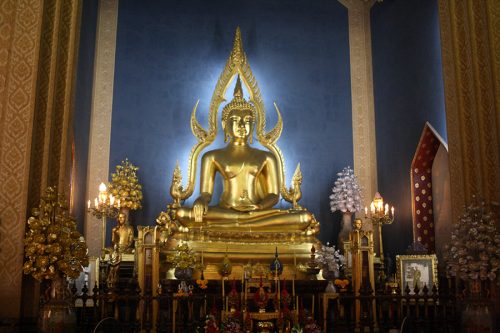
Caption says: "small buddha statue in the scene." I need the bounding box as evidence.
[111,212,134,253]
[107,244,121,288]
[175,77,314,232]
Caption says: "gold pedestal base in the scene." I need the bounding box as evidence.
[164,232,321,280]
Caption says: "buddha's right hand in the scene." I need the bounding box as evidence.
[193,197,208,222]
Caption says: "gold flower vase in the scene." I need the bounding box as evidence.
[38,275,76,333]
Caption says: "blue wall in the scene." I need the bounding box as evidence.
[371,0,446,268]
[109,0,352,244]
[73,0,98,233]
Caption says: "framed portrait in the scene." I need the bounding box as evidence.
[396,254,438,295]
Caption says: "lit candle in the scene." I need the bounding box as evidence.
[87,200,91,209]
[94,198,98,208]
[109,194,115,206]
[364,206,368,217]
[385,203,389,215]
[370,202,375,214]
[99,182,107,203]
[391,206,395,217]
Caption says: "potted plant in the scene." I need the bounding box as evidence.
[316,243,345,292]
[444,199,499,333]
[23,187,89,332]
[329,166,363,247]
[108,158,143,216]
[167,243,199,280]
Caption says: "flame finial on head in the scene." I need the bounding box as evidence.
[233,74,243,99]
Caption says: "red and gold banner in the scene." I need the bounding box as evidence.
[411,123,445,252]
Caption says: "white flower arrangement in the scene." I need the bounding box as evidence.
[329,166,363,213]
[316,243,345,273]
[444,200,500,282]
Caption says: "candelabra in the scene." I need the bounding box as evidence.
[364,192,394,267]
[87,182,120,257]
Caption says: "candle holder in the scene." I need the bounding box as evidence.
[87,182,120,257]
[364,192,394,267]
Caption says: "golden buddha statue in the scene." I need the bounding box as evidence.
[107,244,121,288]
[175,77,314,232]
[111,212,134,253]
[154,28,320,278]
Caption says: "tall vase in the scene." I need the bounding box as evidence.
[461,280,493,333]
[338,212,352,250]
[38,275,76,333]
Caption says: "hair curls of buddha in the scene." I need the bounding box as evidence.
[221,79,256,126]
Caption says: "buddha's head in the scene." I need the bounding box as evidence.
[221,75,256,143]
[118,212,127,226]
[353,218,363,231]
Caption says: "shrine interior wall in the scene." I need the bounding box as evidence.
[371,0,447,262]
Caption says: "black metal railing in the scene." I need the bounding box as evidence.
[71,278,464,333]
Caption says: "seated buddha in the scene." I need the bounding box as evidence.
[175,77,314,232]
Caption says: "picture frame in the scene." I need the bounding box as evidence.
[396,254,438,295]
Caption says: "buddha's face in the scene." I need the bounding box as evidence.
[354,218,362,230]
[225,109,254,142]
[118,213,126,225]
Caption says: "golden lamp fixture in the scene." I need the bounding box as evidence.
[88,182,120,256]
[364,192,395,264]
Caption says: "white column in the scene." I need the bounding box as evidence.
[339,0,379,230]
[85,0,119,256]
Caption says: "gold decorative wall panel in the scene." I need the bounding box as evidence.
[0,0,81,320]
[0,0,43,319]
[338,0,378,228]
[85,0,119,256]
[438,0,500,222]
[28,0,81,211]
